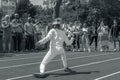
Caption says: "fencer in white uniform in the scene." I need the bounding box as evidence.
[34,19,74,78]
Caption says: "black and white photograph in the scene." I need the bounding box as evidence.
[0,0,120,80]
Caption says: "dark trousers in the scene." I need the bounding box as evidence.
[90,36,98,50]
[76,35,80,49]
[13,32,23,52]
[72,34,77,49]
[25,35,35,50]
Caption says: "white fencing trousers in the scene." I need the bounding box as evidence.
[40,46,67,74]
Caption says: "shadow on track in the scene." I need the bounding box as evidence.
[52,71,100,77]
[34,70,100,79]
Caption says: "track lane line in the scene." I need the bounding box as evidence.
[0,52,117,62]
[6,57,120,80]
[0,52,88,62]
[0,56,43,62]
[94,71,120,80]
[0,53,118,69]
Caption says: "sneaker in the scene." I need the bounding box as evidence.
[114,48,117,51]
[64,67,72,72]
[83,48,86,52]
[72,49,75,52]
[33,73,49,78]
[100,49,103,52]
[88,48,91,53]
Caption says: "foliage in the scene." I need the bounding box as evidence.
[34,6,53,25]
[0,8,4,20]
[16,0,37,18]
[60,0,120,25]
[18,0,120,26]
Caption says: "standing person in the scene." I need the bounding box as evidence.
[90,22,98,51]
[98,21,109,52]
[34,20,43,50]
[34,18,74,78]
[24,17,35,51]
[72,21,82,51]
[11,13,23,52]
[110,19,119,51]
[118,21,120,51]
[34,19,42,43]
[73,21,80,51]
[81,23,91,52]
[70,22,77,52]
[1,15,12,53]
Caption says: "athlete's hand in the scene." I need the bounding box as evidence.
[35,42,41,47]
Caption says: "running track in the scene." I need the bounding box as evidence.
[0,51,120,80]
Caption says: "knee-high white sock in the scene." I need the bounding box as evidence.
[40,64,45,74]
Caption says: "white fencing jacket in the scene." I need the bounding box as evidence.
[38,29,74,49]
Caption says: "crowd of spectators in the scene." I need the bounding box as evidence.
[0,13,120,54]
[61,19,120,52]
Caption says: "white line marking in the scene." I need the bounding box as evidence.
[14,51,83,56]
[0,52,84,62]
[94,71,120,80]
[0,53,116,69]
[0,56,43,62]
[6,57,120,80]
[0,52,116,62]
[15,52,45,56]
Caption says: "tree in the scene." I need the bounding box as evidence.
[28,4,37,18]
[35,5,53,25]
[0,8,4,19]
[43,0,63,18]
[16,0,31,16]
[53,0,62,18]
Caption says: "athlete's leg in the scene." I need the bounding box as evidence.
[61,51,74,72]
[40,50,57,74]
[86,37,91,52]
[95,36,98,51]
[2,36,6,53]
[8,43,11,52]
[113,40,117,51]
[61,52,67,69]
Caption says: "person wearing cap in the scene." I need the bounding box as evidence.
[34,18,74,78]
[1,15,12,53]
[98,20,109,52]
[11,13,23,52]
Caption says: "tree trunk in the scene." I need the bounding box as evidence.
[53,0,62,19]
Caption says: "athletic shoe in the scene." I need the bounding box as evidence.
[83,48,86,52]
[114,48,117,51]
[100,49,103,52]
[88,48,91,53]
[33,73,49,78]
[64,67,73,72]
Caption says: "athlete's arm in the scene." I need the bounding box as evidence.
[36,29,54,45]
